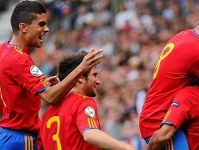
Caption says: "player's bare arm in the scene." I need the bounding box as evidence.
[46,76,60,86]
[83,129,136,150]
[38,49,103,105]
[147,124,177,150]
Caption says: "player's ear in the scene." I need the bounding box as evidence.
[19,23,28,33]
[79,76,84,83]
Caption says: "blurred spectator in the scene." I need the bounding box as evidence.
[114,1,141,32]
[52,0,71,19]
[74,4,94,28]
[0,0,9,12]
[92,0,111,26]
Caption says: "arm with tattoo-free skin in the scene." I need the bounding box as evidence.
[38,49,103,105]
[83,129,136,150]
[147,124,177,150]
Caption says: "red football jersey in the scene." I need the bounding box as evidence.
[139,29,199,138]
[40,92,100,150]
[0,42,50,133]
[162,86,199,150]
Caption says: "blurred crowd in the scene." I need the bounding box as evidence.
[0,0,9,12]
[27,0,199,149]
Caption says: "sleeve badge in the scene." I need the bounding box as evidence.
[85,106,95,118]
[30,65,43,76]
[170,101,180,107]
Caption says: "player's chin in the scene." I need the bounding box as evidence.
[90,92,96,97]
[35,41,43,48]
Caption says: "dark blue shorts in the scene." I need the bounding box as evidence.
[0,127,38,150]
[144,129,189,150]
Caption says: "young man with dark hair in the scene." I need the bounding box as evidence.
[39,51,136,150]
[0,1,102,149]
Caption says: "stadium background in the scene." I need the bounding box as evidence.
[1,0,199,149]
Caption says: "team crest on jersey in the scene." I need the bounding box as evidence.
[171,102,180,107]
[30,65,43,76]
[85,106,95,118]
[14,46,24,54]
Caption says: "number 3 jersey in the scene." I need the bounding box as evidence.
[139,29,199,139]
[39,92,100,150]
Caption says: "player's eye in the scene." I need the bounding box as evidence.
[38,21,46,27]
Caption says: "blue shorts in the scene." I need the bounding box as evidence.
[0,127,38,150]
[144,129,189,150]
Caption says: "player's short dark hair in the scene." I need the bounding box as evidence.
[10,0,46,33]
[58,51,89,81]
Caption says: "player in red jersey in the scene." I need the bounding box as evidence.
[39,51,136,150]
[139,26,199,148]
[0,1,102,150]
[147,86,199,150]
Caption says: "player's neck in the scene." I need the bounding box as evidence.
[72,91,88,98]
[10,35,30,50]
[193,26,199,35]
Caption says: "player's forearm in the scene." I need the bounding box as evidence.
[39,49,103,105]
[39,66,84,105]
[147,125,176,150]
[147,135,169,150]
[83,129,136,150]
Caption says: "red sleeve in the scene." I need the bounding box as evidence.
[73,98,100,133]
[162,87,197,129]
[13,54,50,95]
[162,103,188,129]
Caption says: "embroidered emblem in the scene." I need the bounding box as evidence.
[30,65,43,76]
[85,106,95,118]
[171,102,180,107]
[14,46,24,54]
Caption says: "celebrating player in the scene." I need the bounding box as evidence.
[139,24,199,149]
[39,51,136,150]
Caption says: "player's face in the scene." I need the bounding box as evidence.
[83,67,100,97]
[25,13,49,48]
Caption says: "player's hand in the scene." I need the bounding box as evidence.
[47,76,60,86]
[78,49,103,72]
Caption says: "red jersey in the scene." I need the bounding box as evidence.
[39,92,100,150]
[0,42,50,133]
[162,86,199,150]
[139,29,199,138]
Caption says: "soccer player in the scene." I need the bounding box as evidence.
[39,51,136,150]
[139,24,199,148]
[0,1,102,150]
[147,86,199,150]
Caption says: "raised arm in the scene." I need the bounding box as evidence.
[38,49,103,105]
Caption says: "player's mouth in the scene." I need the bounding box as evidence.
[39,35,43,43]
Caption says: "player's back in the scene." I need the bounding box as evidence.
[40,92,100,150]
[139,29,199,139]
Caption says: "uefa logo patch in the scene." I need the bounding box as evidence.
[85,106,95,118]
[171,101,180,107]
[30,65,43,76]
